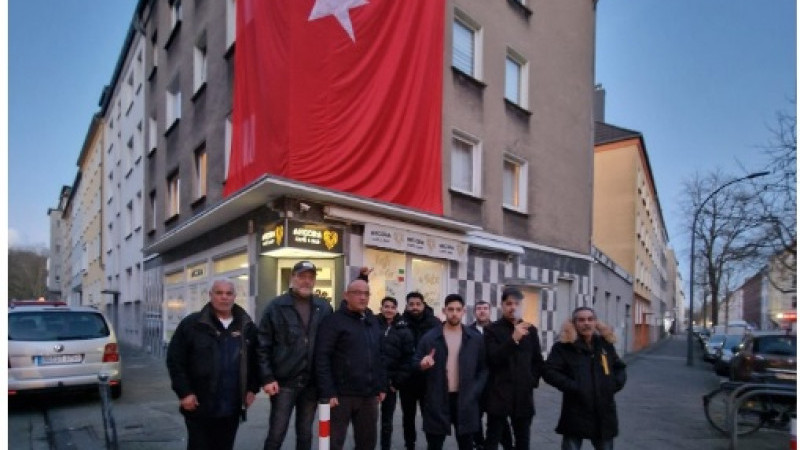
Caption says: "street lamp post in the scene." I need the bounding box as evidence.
[686,171,769,366]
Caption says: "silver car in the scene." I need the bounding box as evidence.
[8,302,122,398]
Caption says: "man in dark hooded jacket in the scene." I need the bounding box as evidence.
[399,292,441,450]
[544,306,626,450]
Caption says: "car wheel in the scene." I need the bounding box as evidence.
[111,383,122,399]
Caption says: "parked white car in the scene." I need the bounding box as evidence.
[8,301,122,398]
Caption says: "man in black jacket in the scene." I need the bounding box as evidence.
[377,296,415,450]
[167,279,259,450]
[257,261,333,450]
[483,287,544,450]
[544,306,626,450]
[415,294,487,450]
[316,279,388,450]
[399,292,441,450]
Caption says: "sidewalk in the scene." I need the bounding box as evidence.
[11,334,792,449]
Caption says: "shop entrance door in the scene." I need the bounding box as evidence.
[276,259,337,304]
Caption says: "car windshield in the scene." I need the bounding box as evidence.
[753,335,797,356]
[9,311,110,341]
[709,334,726,344]
[722,335,743,350]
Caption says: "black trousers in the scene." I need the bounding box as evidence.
[380,390,399,450]
[330,395,380,450]
[183,413,240,450]
[399,380,426,449]
[424,393,473,450]
[485,414,531,450]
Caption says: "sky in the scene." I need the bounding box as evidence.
[6,1,797,278]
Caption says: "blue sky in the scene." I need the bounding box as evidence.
[7,1,797,281]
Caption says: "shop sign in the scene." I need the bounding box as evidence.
[364,223,468,263]
[261,219,343,254]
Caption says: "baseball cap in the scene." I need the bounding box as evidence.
[292,261,317,275]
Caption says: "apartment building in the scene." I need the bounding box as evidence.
[63,116,105,308]
[591,246,633,355]
[46,186,72,299]
[101,23,148,347]
[593,121,676,350]
[122,0,598,355]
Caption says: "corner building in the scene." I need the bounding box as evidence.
[137,0,597,355]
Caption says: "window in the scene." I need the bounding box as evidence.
[193,33,208,94]
[450,131,481,196]
[149,190,157,231]
[170,0,182,31]
[502,154,528,212]
[194,145,207,199]
[150,31,159,71]
[148,117,157,154]
[166,172,180,219]
[504,49,528,108]
[224,115,232,180]
[452,11,482,79]
[126,136,135,175]
[226,0,236,49]
[125,201,134,237]
[166,78,181,131]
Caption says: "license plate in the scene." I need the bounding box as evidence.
[36,354,83,365]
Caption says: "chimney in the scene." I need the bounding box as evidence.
[593,84,605,123]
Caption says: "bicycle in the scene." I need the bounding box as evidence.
[703,379,795,436]
[98,370,119,450]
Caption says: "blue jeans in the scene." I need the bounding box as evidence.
[561,435,614,450]
[263,384,318,450]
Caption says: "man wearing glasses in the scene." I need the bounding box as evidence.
[316,278,388,450]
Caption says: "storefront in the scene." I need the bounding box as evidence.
[162,237,251,342]
[358,223,468,314]
[255,219,345,317]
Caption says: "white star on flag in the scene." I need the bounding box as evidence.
[308,0,369,42]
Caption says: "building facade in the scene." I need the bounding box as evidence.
[101,24,148,346]
[46,186,72,300]
[593,122,677,350]
[591,246,634,355]
[131,0,598,355]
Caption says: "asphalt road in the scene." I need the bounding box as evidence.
[8,334,793,449]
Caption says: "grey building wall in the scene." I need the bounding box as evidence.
[591,246,634,355]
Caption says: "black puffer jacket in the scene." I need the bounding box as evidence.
[401,305,441,388]
[543,320,626,440]
[166,303,259,419]
[377,314,415,390]
[484,318,545,418]
[256,290,333,387]
[315,306,387,400]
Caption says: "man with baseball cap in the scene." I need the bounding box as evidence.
[257,261,333,450]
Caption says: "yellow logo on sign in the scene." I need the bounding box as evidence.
[323,230,339,250]
[275,225,284,245]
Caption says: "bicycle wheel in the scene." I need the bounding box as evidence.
[703,388,766,435]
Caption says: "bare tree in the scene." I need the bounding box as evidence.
[681,171,765,327]
[749,105,797,290]
[8,247,49,300]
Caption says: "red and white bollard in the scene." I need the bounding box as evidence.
[790,415,796,450]
[319,402,331,450]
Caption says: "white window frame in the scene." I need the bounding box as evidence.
[505,48,529,109]
[450,130,482,198]
[194,145,207,199]
[166,79,181,130]
[170,0,182,31]
[224,115,232,180]
[148,117,157,154]
[502,153,528,213]
[193,33,208,94]
[452,10,483,80]
[167,172,180,218]
[226,0,236,50]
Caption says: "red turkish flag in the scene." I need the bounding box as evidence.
[225,0,445,215]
